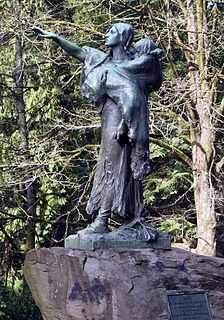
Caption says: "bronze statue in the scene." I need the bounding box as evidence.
[32,23,164,245]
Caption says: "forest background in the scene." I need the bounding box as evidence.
[0,0,223,318]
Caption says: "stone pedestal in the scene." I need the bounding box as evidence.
[24,247,224,320]
[65,229,170,250]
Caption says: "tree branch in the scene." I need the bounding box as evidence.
[149,136,193,168]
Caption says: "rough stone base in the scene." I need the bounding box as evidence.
[24,247,224,320]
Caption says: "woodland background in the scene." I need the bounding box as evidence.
[0,0,223,318]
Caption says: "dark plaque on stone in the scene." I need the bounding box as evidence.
[167,291,213,320]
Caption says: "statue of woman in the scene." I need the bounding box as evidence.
[32,23,162,238]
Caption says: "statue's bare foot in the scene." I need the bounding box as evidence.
[78,218,109,235]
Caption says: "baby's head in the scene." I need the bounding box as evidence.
[134,38,162,56]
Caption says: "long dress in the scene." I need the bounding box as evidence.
[81,46,150,219]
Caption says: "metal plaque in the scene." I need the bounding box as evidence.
[167,291,213,320]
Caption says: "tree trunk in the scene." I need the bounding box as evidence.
[192,107,216,255]
[14,3,36,251]
[186,0,217,255]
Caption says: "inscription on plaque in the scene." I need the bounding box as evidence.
[167,292,213,320]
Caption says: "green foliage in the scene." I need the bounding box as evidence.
[0,281,42,320]
[149,144,167,160]
[145,142,192,206]
[157,214,197,243]
[144,170,192,205]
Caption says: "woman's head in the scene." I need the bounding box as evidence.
[105,23,134,51]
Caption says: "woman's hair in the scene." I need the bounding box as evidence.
[109,23,134,52]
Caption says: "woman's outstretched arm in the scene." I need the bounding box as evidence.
[32,26,86,62]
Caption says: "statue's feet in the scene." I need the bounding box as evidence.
[78,218,109,235]
[113,217,158,242]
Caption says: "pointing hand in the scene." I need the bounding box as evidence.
[31,26,55,39]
